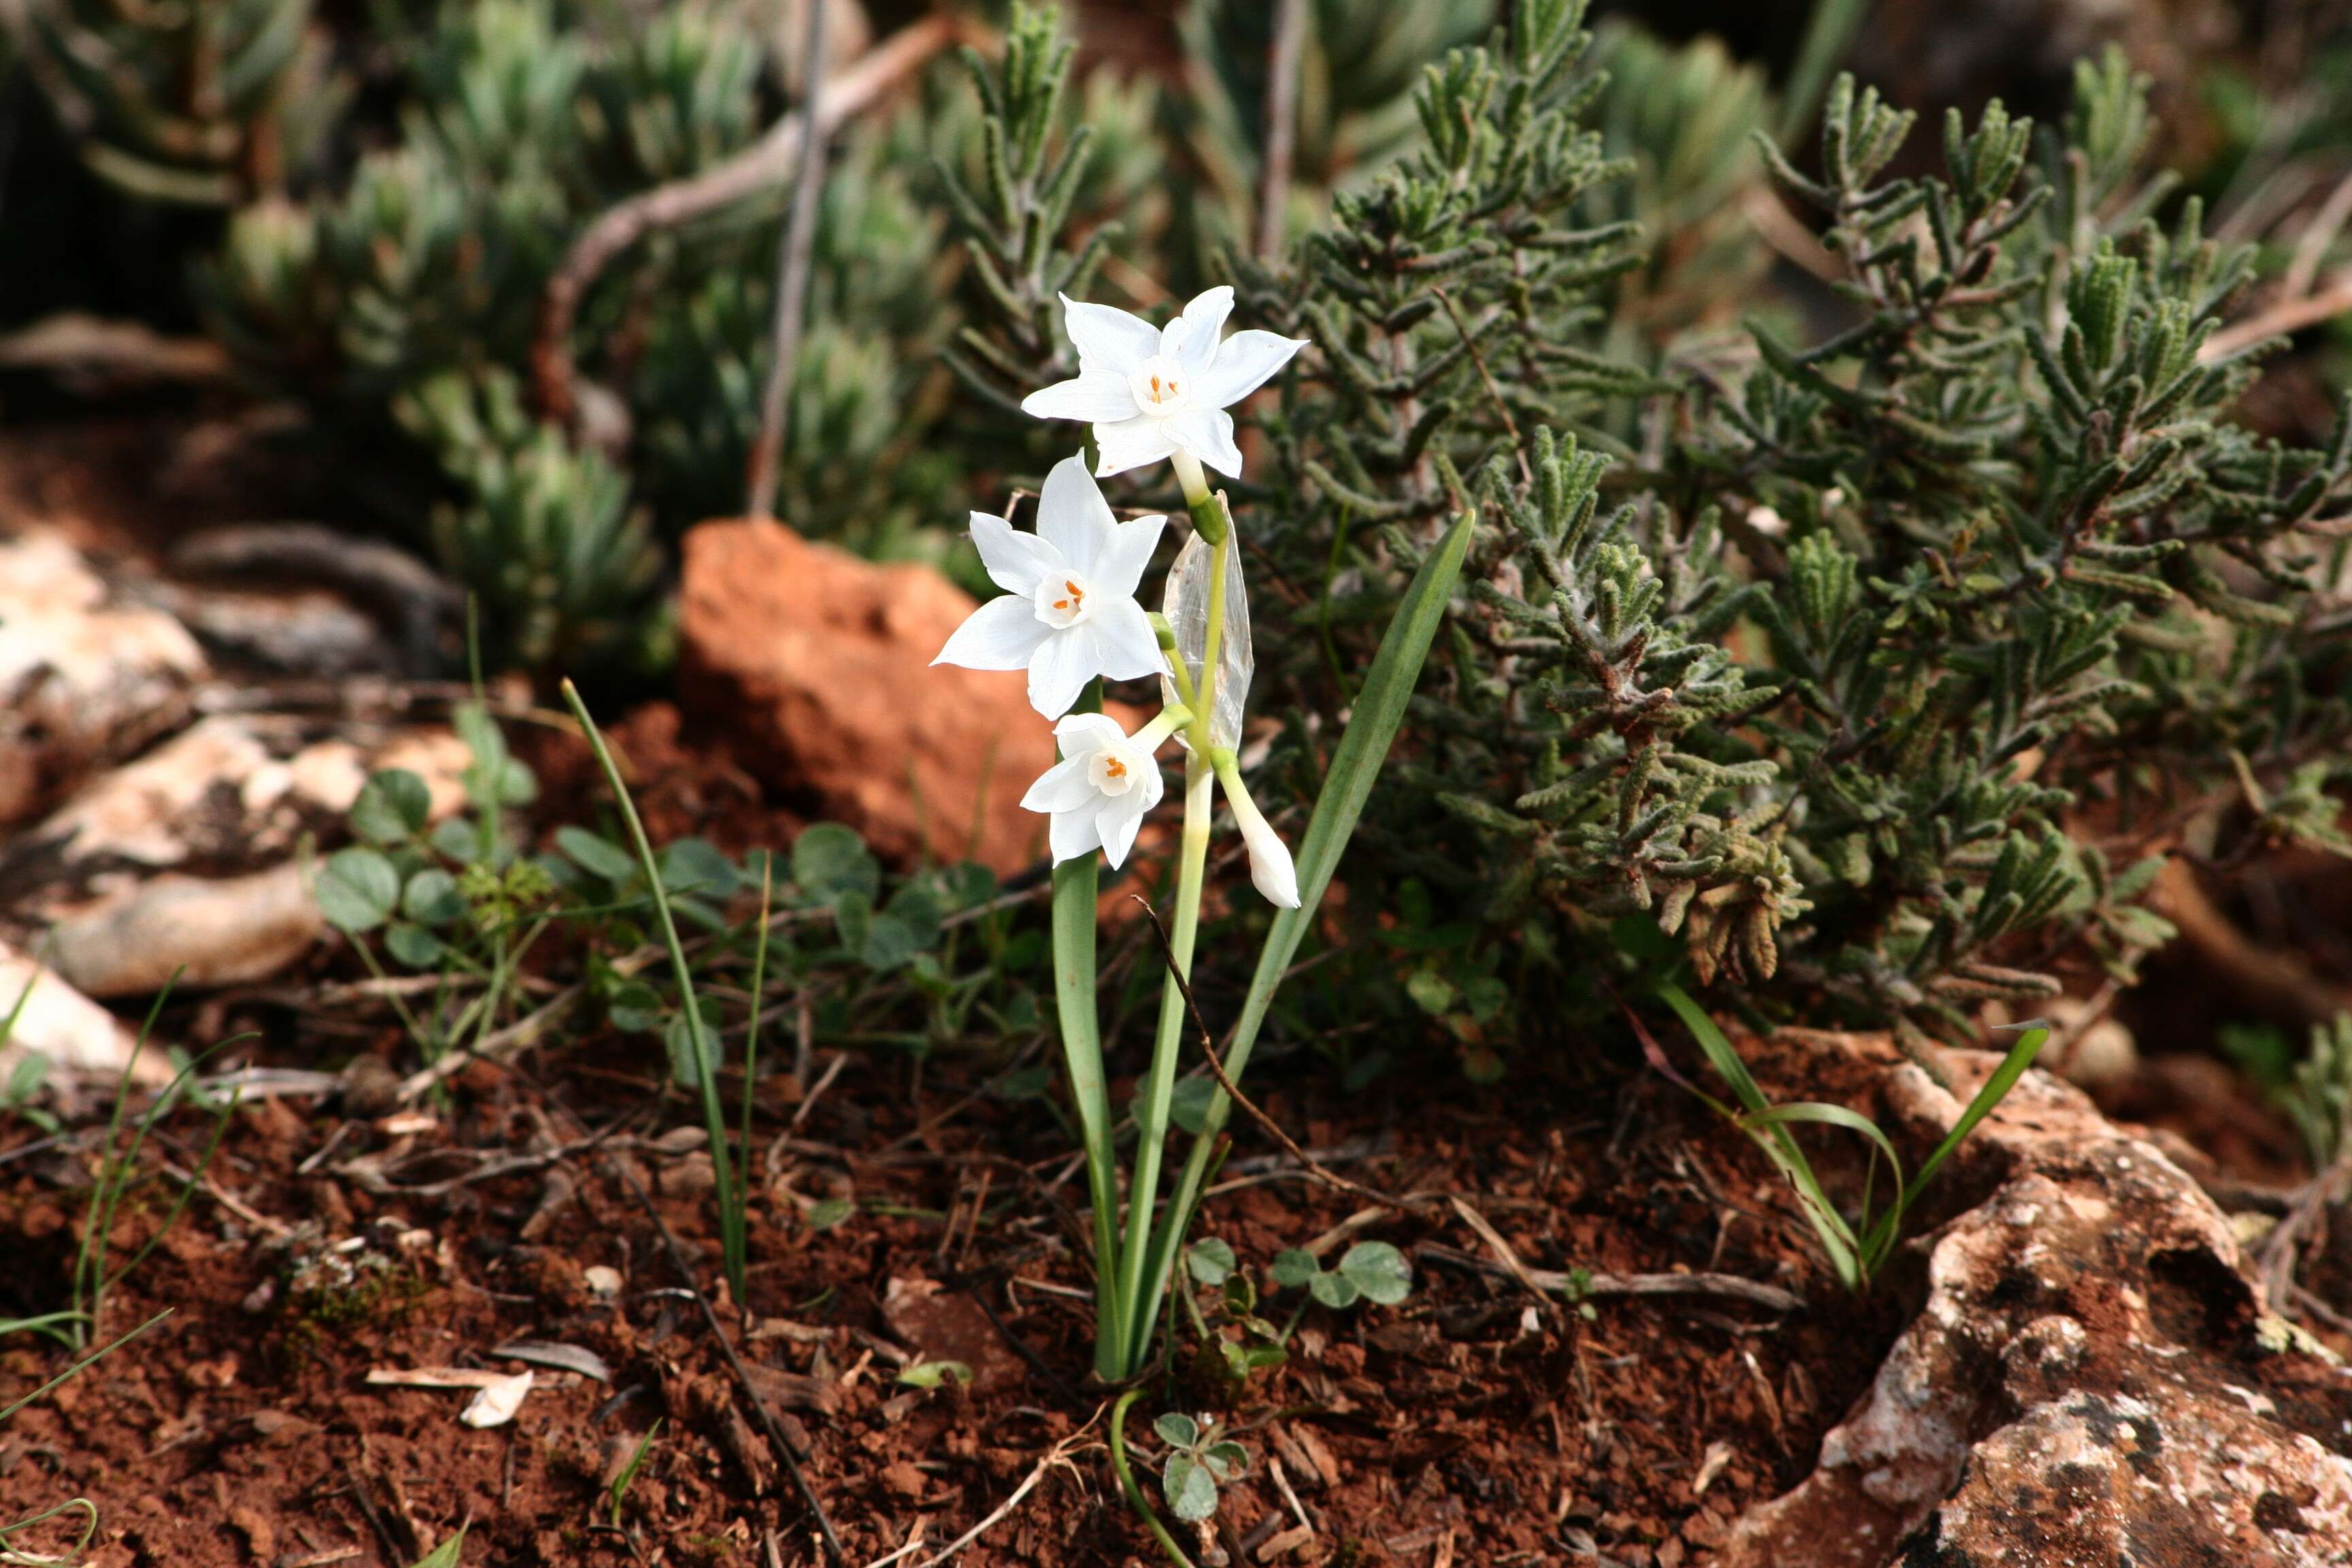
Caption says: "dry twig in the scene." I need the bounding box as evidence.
[745,0,836,520]
[534,14,968,422]
[608,1157,849,1563]
[1416,1243,1803,1313]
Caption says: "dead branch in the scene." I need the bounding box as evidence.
[1416,1242,1805,1313]
[2202,269,2352,362]
[745,0,836,521]
[534,14,969,423]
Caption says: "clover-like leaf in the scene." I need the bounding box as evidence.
[1308,1270,1360,1309]
[402,868,466,926]
[317,847,401,933]
[1162,1450,1218,1522]
[351,768,431,845]
[1269,1249,1320,1289]
[1152,1411,1199,1448]
[793,823,879,902]
[385,922,446,968]
[556,826,638,883]
[1186,1237,1237,1286]
[1339,1241,1414,1306]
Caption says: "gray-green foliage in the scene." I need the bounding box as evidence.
[181,0,983,663]
[1226,16,2352,1047]
[1153,1411,1248,1524]
[22,0,346,206]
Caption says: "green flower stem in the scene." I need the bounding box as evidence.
[1050,681,1128,1378]
[1114,745,1213,1371]
[1115,498,1237,1373]
[1109,1389,1195,1568]
[1130,508,1476,1358]
[1172,450,1224,546]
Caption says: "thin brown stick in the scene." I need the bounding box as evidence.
[1431,284,1530,483]
[745,0,836,521]
[2202,270,2352,362]
[534,14,966,422]
[608,1156,848,1564]
[1128,896,1419,1216]
[2287,172,2352,301]
[1416,1242,1804,1313]
[1256,0,1309,263]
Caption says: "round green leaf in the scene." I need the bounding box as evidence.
[1308,1270,1360,1309]
[1269,1249,1320,1289]
[1186,1238,1236,1286]
[385,922,446,968]
[606,981,663,1034]
[1339,1241,1414,1305]
[1162,1452,1218,1522]
[792,823,879,901]
[1169,1076,1217,1134]
[556,826,638,883]
[657,838,738,898]
[350,769,431,845]
[1152,1411,1198,1448]
[317,848,401,933]
[402,868,466,926]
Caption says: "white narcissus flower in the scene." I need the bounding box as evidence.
[1023,713,1168,869]
[1218,766,1300,909]
[1021,286,1307,480]
[932,455,1166,719]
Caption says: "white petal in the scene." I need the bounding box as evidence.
[1169,407,1245,479]
[1049,801,1105,864]
[1092,596,1164,682]
[934,593,1050,671]
[1022,372,1141,425]
[1027,629,1098,719]
[1059,294,1160,376]
[461,1371,534,1428]
[1035,454,1118,576]
[1196,329,1307,409]
[1092,416,1179,478]
[1239,813,1300,908]
[1097,791,1150,868]
[1091,512,1166,600]
[1172,287,1234,376]
[968,510,1063,595]
[1052,712,1126,757]
[1021,755,1096,813]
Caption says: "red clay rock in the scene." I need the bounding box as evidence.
[677,519,1059,877]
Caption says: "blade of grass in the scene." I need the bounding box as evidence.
[73,981,182,1345]
[1859,1024,2049,1269]
[740,860,774,1237]
[1659,982,1864,1289]
[1128,506,1476,1369]
[561,681,745,1303]
[1776,0,1870,148]
[0,1309,170,1426]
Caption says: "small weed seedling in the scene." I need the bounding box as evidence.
[317,700,556,1073]
[1154,1411,1250,1525]
[70,987,242,1348]
[1658,983,2049,1290]
[606,1420,662,1531]
[1269,1241,1414,1312]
